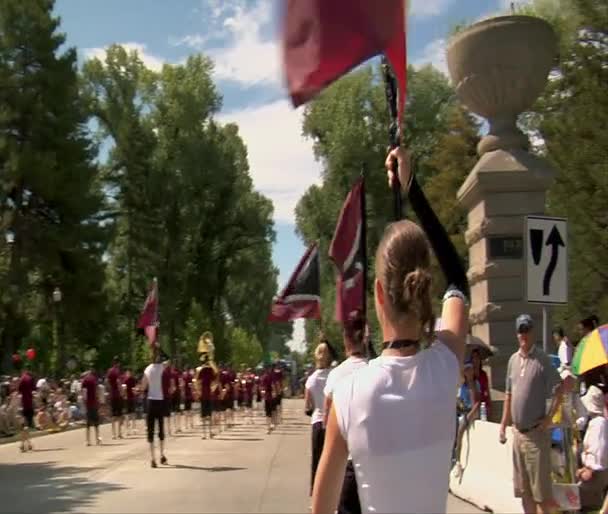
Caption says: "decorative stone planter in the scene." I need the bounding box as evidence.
[446,15,557,155]
[448,16,560,390]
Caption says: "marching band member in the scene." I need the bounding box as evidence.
[142,346,168,468]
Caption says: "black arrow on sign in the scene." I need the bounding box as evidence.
[543,225,565,296]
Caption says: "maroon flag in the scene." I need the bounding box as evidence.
[268,244,321,322]
[329,178,366,322]
[282,0,407,123]
[137,279,158,346]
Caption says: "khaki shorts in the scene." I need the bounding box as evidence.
[513,427,554,503]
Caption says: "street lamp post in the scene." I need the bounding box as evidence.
[52,287,62,376]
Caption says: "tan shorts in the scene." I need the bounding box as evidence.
[513,427,554,503]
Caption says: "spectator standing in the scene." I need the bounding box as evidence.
[552,327,573,368]
[471,348,491,419]
[499,314,574,514]
[577,385,608,511]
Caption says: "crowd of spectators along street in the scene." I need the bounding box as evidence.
[0,369,145,438]
[450,314,607,514]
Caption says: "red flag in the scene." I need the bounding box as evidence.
[268,244,321,322]
[282,0,407,122]
[137,279,158,346]
[329,178,366,322]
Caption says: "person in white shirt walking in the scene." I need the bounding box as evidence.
[141,347,168,468]
[312,147,469,514]
[305,341,334,496]
[577,385,608,511]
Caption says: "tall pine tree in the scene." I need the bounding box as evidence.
[0,0,107,373]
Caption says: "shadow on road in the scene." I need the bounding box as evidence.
[163,464,246,472]
[31,447,67,453]
[0,461,126,513]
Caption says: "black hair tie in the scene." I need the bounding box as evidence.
[382,339,420,350]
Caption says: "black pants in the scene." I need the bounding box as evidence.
[338,460,361,514]
[310,422,325,495]
[147,399,165,443]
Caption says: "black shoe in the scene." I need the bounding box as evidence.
[160,455,167,465]
[151,460,157,468]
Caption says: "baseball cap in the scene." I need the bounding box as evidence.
[516,314,534,332]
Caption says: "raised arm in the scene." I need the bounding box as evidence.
[386,148,469,362]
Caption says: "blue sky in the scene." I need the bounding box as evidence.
[54,0,519,350]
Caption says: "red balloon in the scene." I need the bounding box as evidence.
[26,348,36,361]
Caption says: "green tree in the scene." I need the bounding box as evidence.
[229,327,263,369]
[510,0,607,330]
[0,0,107,374]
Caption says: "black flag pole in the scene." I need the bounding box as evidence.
[381,55,403,221]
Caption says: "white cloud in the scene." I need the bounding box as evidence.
[217,99,322,223]
[409,0,455,17]
[173,1,281,87]
[83,42,166,72]
[412,38,448,76]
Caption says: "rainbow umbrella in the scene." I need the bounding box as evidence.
[572,324,608,375]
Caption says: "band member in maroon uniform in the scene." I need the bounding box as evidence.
[182,367,195,430]
[220,366,233,429]
[171,363,182,433]
[196,356,217,439]
[255,372,262,408]
[272,362,284,425]
[18,367,35,452]
[244,368,255,424]
[123,368,138,435]
[161,359,173,436]
[261,365,276,434]
[82,367,101,446]
[106,356,124,439]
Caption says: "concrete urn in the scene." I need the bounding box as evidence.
[446,15,557,155]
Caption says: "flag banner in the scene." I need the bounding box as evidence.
[137,279,159,345]
[329,178,366,322]
[282,0,407,121]
[268,243,321,322]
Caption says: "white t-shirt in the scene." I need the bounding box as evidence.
[305,368,330,425]
[333,341,460,514]
[582,416,608,471]
[324,356,368,399]
[558,339,573,367]
[144,363,164,400]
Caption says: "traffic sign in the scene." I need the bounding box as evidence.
[525,216,568,304]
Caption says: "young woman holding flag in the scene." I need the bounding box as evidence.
[312,147,468,514]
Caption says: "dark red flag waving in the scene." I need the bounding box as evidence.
[268,244,321,322]
[137,279,159,346]
[282,0,407,122]
[329,178,366,322]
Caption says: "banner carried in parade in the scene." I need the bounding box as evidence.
[137,278,159,346]
[281,0,407,122]
[329,178,366,322]
[268,243,321,322]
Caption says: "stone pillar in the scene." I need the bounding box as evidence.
[447,16,558,391]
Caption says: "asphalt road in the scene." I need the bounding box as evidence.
[0,399,481,513]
